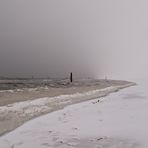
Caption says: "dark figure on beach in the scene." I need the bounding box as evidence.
[70,72,73,83]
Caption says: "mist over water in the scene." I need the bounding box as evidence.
[0,0,148,80]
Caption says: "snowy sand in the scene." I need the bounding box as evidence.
[0,79,131,106]
[1,81,148,147]
[0,82,133,136]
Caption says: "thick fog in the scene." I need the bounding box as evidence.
[0,0,148,79]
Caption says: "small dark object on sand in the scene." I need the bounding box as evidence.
[97,138,103,141]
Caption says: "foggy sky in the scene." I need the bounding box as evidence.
[0,0,148,79]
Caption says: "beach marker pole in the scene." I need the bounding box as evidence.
[70,72,73,83]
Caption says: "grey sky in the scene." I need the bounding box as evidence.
[0,0,148,79]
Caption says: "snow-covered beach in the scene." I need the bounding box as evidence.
[0,80,147,148]
[0,79,137,148]
[0,79,133,136]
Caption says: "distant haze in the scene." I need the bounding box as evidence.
[0,0,148,80]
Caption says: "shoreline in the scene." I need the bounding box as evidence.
[0,80,135,136]
[0,79,133,106]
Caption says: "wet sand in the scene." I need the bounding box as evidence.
[0,79,131,106]
[0,79,135,136]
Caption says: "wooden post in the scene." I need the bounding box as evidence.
[70,72,73,83]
